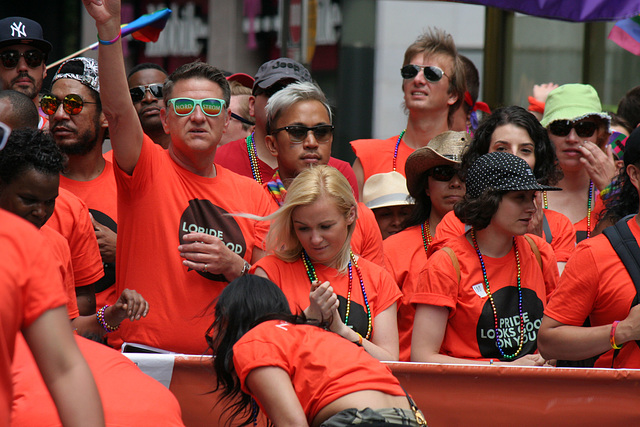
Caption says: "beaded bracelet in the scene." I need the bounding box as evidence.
[97,304,119,333]
[610,320,623,350]
[97,29,122,45]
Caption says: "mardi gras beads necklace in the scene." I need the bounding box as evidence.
[392,129,407,171]
[420,220,432,256]
[301,249,372,339]
[543,180,593,238]
[246,132,262,184]
[471,229,524,360]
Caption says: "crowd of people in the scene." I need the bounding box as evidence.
[3,0,640,424]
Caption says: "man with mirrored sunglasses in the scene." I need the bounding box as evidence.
[215,58,359,198]
[126,63,170,149]
[350,28,466,200]
[47,56,119,310]
[84,0,277,354]
[0,17,52,130]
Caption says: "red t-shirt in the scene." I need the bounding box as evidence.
[350,135,411,181]
[434,209,576,262]
[233,320,405,424]
[411,233,558,361]
[383,225,425,361]
[216,137,360,200]
[252,255,401,339]
[0,210,66,423]
[40,225,79,320]
[60,161,118,308]
[11,334,184,426]
[47,188,104,289]
[545,216,640,368]
[112,135,275,354]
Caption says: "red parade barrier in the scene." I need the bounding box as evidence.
[125,355,640,426]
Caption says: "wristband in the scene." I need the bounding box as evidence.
[610,320,623,350]
[527,96,545,114]
[353,332,363,347]
[97,304,119,333]
[97,29,122,45]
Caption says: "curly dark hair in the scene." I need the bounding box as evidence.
[454,188,504,230]
[600,166,639,225]
[461,106,562,185]
[0,128,64,184]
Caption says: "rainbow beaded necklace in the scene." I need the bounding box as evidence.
[392,129,407,171]
[266,170,287,206]
[470,229,524,360]
[542,180,594,238]
[246,132,263,184]
[420,220,432,256]
[301,249,372,339]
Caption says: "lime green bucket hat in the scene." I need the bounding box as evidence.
[540,83,611,130]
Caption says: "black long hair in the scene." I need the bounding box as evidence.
[461,105,562,185]
[207,274,324,426]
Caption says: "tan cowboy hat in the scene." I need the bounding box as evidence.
[405,130,469,198]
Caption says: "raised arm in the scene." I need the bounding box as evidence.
[83,0,144,174]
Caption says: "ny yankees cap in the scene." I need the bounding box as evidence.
[0,17,52,54]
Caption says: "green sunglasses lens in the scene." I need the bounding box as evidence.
[201,99,223,116]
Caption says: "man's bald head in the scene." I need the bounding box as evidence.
[0,90,39,129]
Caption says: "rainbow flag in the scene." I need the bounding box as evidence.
[608,15,640,55]
[123,8,172,43]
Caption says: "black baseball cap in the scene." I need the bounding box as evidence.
[466,152,561,199]
[0,17,52,54]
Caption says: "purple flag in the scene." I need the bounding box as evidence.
[447,0,640,22]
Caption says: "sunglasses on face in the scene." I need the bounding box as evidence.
[548,120,598,138]
[427,165,460,182]
[0,49,45,69]
[0,121,10,152]
[167,98,226,117]
[400,64,447,83]
[271,124,334,143]
[40,94,98,116]
[129,83,163,103]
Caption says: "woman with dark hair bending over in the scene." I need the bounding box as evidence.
[252,166,401,361]
[411,152,560,365]
[208,275,426,426]
[436,106,575,273]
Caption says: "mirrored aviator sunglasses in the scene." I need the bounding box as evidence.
[129,83,164,103]
[400,64,446,83]
[549,120,598,138]
[428,165,459,182]
[168,98,225,117]
[0,49,45,69]
[40,94,97,115]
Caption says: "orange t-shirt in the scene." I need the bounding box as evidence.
[234,320,405,424]
[112,135,275,354]
[252,255,401,339]
[545,216,640,368]
[572,194,605,243]
[60,160,118,308]
[0,210,66,422]
[383,225,426,361]
[11,334,184,426]
[350,135,412,181]
[434,209,576,262]
[411,233,558,361]
[40,225,79,320]
[47,187,104,288]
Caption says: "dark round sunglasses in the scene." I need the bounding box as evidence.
[400,64,447,83]
[40,94,98,116]
[548,120,598,138]
[271,124,334,143]
[0,49,45,69]
[129,83,164,103]
[427,165,460,182]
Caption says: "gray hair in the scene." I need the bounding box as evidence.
[265,81,332,134]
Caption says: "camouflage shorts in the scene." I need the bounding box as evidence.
[320,407,425,426]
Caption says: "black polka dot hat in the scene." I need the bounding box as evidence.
[466,152,561,199]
